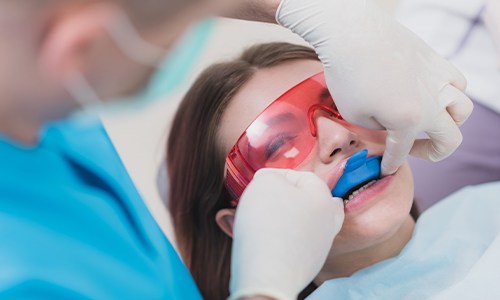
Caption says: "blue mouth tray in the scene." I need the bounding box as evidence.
[331,149,381,198]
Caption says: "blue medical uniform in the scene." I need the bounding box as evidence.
[0,116,201,299]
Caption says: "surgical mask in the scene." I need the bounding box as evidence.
[65,12,213,114]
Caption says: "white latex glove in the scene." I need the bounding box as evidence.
[277,0,473,175]
[229,169,344,300]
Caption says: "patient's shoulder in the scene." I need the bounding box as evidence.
[417,181,500,238]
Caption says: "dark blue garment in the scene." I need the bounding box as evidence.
[0,116,201,300]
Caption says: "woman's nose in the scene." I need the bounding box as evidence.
[315,114,359,164]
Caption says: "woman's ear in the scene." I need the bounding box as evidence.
[38,3,121,82]
[215,209,236,238]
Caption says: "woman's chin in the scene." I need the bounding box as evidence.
[333,211,410,254]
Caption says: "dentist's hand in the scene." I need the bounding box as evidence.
[277,0,473,175]
[229,169,344,300]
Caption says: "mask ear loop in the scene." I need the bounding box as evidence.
[105,9,169,68]
[63,7,171,110]
[64,70,102,109]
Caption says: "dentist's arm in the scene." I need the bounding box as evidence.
[229,169,345,300]
[221,0,473,175]
[216,0,280,23]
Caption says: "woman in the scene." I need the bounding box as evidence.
[167,42,500,299]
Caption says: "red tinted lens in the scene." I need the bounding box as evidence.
[225,72,340,201]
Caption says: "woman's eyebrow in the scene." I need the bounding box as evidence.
[266,112,298,127]
[246,112,298,140]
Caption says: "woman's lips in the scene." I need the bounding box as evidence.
[326,159,348,191]
[326,153,390,214]
[326,153,381,194]
[343,173,395,213]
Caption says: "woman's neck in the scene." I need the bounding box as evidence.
[314,215,415,284]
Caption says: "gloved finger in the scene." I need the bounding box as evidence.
[281,171,345,212]
[439,84,474,126]
[253,167,298,181]
[258,168,326,188]
[410,112,463,161]
[381,129,416,176]
[254,168,300,185]
[446,62,468,91]
[253,167,285,178]
[285,170,327,190]
[330,197,346,225]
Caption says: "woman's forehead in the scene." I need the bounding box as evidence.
[218,60,323,154]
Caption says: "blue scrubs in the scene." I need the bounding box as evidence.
[0,116,201,299]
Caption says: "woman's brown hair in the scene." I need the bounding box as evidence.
[167,42,319,300]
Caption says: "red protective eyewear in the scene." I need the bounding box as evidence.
[225,72,343,204]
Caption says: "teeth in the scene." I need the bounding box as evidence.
[343,180,377,205]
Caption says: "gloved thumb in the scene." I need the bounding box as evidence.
[381,129,415,176]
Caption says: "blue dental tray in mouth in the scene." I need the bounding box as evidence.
[331,149,382,199]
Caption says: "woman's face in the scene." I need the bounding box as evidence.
[218,59,414,257]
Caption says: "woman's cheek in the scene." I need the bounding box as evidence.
[358,130,387,146]
[344,122,387,146]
